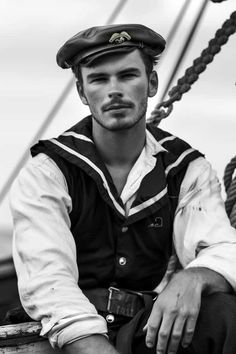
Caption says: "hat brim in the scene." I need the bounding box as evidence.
[67,42,152,67]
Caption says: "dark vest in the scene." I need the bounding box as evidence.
[31,116,203,291]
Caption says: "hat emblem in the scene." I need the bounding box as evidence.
[109,31,131,44]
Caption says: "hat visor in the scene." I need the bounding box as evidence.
[71,42,143,67]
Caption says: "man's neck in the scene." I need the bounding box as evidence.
[92,118,146,168]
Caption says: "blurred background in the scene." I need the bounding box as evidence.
[0,0,235,322]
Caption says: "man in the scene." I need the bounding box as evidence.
[10,24,236,354]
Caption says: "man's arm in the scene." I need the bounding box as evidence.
[145,157,236,353]
[174,157,236,288]
[10,153,108,349]
[64,335,119,354]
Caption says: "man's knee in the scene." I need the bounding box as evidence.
[191,292,236,354]
[199,292,236,326]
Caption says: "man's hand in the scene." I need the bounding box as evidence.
[64,334,119,354]
[144,267,231,354]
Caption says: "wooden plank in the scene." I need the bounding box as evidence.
[0,322,41,339]
[0,341,60,353]
[0,322,61,353]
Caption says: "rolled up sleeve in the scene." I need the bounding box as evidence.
[174,157,236,291]
[9,153,107,348]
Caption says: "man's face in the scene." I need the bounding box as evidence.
[77,49,158,131]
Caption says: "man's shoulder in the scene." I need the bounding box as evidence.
[147,123,173,140]
[31,115,92,155]
[147,123,201,154]
[64,115,92,135]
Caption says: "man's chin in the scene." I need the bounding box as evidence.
[105,116,140,131]
[92,112,145,131]
[107,124,133,132]
[93,115,131,130]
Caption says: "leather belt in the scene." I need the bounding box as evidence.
[83,287,157,318]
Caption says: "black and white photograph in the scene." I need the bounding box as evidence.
[0,1,236,353]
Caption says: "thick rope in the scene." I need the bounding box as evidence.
[224,156,236,228]
[150,10,236,125]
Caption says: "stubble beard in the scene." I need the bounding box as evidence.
[91,98,148,132]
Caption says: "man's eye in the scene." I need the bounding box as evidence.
[91,77,106,83]
[121,73,137,79]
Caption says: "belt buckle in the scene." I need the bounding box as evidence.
[107,286,120,313]
[107,287,144,317]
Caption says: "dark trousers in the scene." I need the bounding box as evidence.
[106,293,236,354]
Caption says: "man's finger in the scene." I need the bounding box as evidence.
[145,312,162,348]
[156,314,175,353]
[166,315,186,354]
[181,313,198,348]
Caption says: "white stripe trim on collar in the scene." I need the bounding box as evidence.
[158,135,177,145]
[50,139,125,217]
[61,132,94,144]
[129,186,168,217]
[165,148,195,177]
[51,131,195,219]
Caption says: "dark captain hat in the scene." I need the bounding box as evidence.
[56,24,166,69]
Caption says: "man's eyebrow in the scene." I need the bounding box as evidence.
[118,67,141,75]
[86,72,107,80]
[86,67,141,79]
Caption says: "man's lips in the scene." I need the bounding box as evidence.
[104,104,132,111]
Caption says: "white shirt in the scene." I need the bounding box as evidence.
[9,130,236,348]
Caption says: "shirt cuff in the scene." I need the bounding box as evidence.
[46,313,108,348]
[185,245,236,291]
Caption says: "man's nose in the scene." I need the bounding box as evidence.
[108,78,123,98]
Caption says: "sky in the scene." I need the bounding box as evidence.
[0,0,236,258]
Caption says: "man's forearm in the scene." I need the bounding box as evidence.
[64,334,119,354]
[184,266,232,295]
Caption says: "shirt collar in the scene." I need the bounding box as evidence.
[146,128,167,156]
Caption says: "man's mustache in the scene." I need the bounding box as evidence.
[102,99,134,112]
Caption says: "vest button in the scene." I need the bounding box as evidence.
[121,226,128,233]
[119,257,127,266]
[106,314,115,323]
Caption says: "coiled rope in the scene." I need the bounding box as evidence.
[150,10,236,125]
[224,157,236,228]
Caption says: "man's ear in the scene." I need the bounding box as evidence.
[76,81,88,105]
[148,71,158,97]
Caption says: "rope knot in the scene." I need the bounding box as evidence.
[149,102,173,125]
